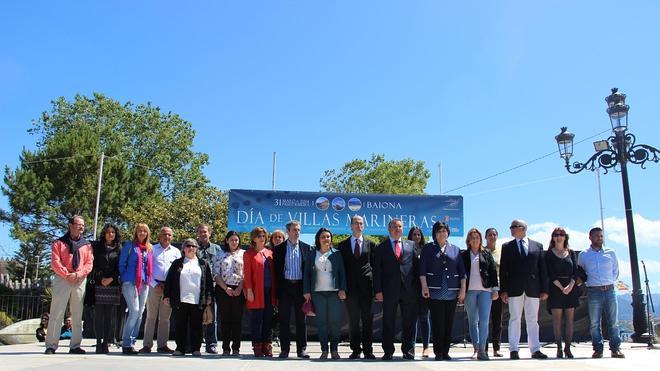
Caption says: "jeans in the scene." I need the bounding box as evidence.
[312,291,343,352]
[465,290,492,351]
[121,282,149,347]
[587,287,621,351]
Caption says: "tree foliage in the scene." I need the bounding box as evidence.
[320,153,431,195]
[1,93,225,279]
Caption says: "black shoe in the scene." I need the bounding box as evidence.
[278,351,289,358]
[531,351,548,359]
[442,353,452,361]
[363,353,376,360]
[102,342,110,354]
[69,347,86,354]
[44,348,55,355]
[96,344,104,354]
[138,346,151,354]
[611,350,625,358]
[564,345,574,359]
[206,346,218,354]
[434,354,444,361]
[402,353,415,360]
[381,353,393,360]
[349,351,361,359]
[297,350,310,359]
[510,351,520,360]
[556,348,563,358]
[157,346,175,354]
[122,347,138,355]
[592,350,603,358]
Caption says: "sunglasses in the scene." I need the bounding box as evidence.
[552,233,566,237]
[184,244,198,248]
[509,225,523,229]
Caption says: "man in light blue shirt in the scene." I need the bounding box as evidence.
[577,227,625,359]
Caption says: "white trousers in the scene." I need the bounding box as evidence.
[507,293,540,353]
[45,276,86,350]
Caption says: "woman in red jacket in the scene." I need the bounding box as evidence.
[243,226,276,357]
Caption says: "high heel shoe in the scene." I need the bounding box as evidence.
[564,344,574,359]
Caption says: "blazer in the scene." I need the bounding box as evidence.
[499,238,549,297]
[373,238,419,303]
[460,249,498,290]
[243,247,277,309]
[303,247,347,294]
[273,239,313,298]
[419,242,466,291]
[337,236,375,297]
[163,257,214,310]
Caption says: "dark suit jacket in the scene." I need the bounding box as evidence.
[273,239,313,298]
[499,238,548,297]
[373,238,419,303]
[338,236,375,297]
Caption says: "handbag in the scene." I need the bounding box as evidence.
[202,304,214,325]
[95,285,121,305]
[301,300,316,317]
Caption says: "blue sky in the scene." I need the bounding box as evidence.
[1,1,659,291]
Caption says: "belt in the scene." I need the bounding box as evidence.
[589,284,614,291]
[285,279,302,283]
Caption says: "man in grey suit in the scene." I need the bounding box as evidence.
[499,219,549,360]
[373,218,420,360]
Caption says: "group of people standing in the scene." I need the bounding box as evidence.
[42,215,626,361]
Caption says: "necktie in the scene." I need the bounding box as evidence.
[519,239,526,257]
[394,240,402,262]
[354,239,360,259]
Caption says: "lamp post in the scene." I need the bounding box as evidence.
[554,88,660,342]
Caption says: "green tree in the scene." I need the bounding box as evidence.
[1,93,220,274]
[320,153,431,195]
[5,241,51,282]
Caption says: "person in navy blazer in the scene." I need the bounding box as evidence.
[338,215,377,359]
[499,219,549,360]
[272,220,313,358]
[419,221,466,361]
[373,218,420,360]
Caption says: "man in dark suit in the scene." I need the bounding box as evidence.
[373,218,420,360]
[499,219,549,360]
[338,215,376,359]
[273,220,312,358]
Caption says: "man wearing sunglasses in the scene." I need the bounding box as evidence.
[499,219,548,360]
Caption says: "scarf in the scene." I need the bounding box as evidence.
[134,242,153,294]
[58,233,89,270]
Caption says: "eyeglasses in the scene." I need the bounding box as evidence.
[184,244,198,248]
[257,235,266,238]
[509,225,523,229]
[552,233,566,237]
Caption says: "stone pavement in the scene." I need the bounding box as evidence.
[0,339,656,370]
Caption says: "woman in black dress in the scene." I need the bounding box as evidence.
[545,227,579,358]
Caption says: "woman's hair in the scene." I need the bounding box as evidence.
[407,226,426,246]
[269,229,286,247]
[548,227,570,251]
[99,223,121,249]
[465,228,483,251]
[224,230,241,251]
[431,221,450,243]
[314,227,333,250]
[250,227,268,249]
[132,223,152,251]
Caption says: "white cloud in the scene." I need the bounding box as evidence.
[601,214,660,248]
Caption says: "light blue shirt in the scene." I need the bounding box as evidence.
[284,239,303,280]
[578,245,619,287]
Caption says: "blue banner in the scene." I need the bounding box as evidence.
[228,189,464,236]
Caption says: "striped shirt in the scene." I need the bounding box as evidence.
[284,240,303,280]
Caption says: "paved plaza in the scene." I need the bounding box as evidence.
[0,339,656,371]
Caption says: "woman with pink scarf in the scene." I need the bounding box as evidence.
[119,223,153,354]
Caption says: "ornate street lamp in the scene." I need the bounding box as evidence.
[555,88,660,343]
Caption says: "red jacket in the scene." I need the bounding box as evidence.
[243,247,276,309]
